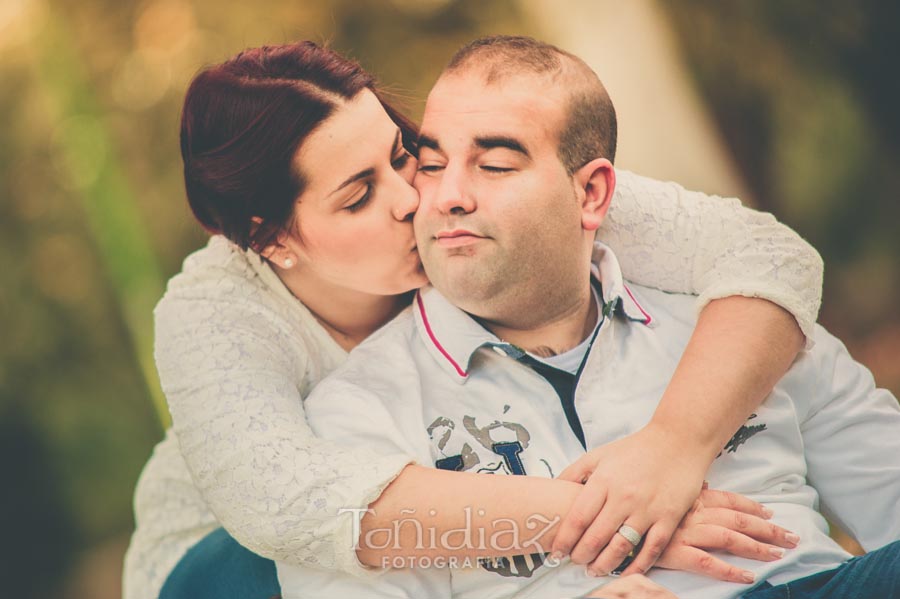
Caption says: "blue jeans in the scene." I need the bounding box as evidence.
[159,528,281,599]
[162,530,900,599]
[742,540,900,598]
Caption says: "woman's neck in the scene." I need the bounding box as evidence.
[274,264,413,352]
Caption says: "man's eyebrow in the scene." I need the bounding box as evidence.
[474,135,530,159]
[417,134,441,152]
[332,129,402,195]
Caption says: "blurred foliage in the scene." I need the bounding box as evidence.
[664,0,900,393]
[0,0,896,597]
[0,401,77,597]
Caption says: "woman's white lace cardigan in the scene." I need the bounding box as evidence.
[123,171,823,599]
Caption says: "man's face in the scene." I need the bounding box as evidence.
[413,71,589,321]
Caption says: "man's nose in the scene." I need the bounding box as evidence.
[434,167,476,215]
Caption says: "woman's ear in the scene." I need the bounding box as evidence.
[253,217,298,270]
[573,158,615,232]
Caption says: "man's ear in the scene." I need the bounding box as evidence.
[573,158,615,232]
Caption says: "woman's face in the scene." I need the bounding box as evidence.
[284,90,427,296]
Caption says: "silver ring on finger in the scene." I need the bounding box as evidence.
[617,524,642,547]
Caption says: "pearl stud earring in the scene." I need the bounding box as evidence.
[284,258,294,268]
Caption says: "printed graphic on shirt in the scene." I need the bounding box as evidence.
[427,409,549,578]
[428,408,552,477]
[718,413,768,457]
[480,552,547,579]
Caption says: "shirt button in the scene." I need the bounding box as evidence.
[492,346,509,356]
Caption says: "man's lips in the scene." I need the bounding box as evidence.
[434,229,486,248]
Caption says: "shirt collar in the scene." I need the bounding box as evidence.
[414,286,498,383]
[591,241,655,326]
[414,242,654,383]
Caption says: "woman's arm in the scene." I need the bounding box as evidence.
[299,352,795,583]
[155,290,797,583]
[153,286,600,576]
[546,171,819,575]
[154,294,412,575]
[551,298,803,574]
[357,465,581,565]
[360,468,794,585]
[603,170,822,342]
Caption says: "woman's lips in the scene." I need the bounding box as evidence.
[435,230,485,248]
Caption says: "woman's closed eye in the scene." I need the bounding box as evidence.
[344,151,413,213]
[392,150,412,170]
[344,183,372,213]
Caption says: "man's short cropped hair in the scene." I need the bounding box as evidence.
[445,35,617,172]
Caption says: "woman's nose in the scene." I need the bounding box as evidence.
[391,179,420,221]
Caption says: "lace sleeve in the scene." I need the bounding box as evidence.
[601,170,823,345]
[154,295,412,575]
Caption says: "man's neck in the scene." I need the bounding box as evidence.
[475,284,598,357]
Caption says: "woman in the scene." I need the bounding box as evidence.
[124,41,820,599]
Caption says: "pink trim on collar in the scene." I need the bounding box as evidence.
[416,293,468,378]
[624,284,653,325]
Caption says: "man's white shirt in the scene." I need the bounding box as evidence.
[278,243,900,599]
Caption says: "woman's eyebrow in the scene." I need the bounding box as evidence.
[332,168,375,196]
[331,129,402,196]
[390,128,402,154]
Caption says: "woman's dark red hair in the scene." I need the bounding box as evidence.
[180,41,418,251]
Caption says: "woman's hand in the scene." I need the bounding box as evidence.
[644,488,799,583]
[584,574,678,598]
[552,423,709,576]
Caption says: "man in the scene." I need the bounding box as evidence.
[281,36,900,598]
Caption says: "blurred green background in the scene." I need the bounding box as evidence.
[1,1,897,596]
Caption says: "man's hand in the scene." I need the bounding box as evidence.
[552,423,708,576]
[646,488,799,583]
[584,574,678,598]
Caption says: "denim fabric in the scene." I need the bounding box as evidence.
[159,528,281,599]
[158,530,900,599]
[742,540,900,599]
